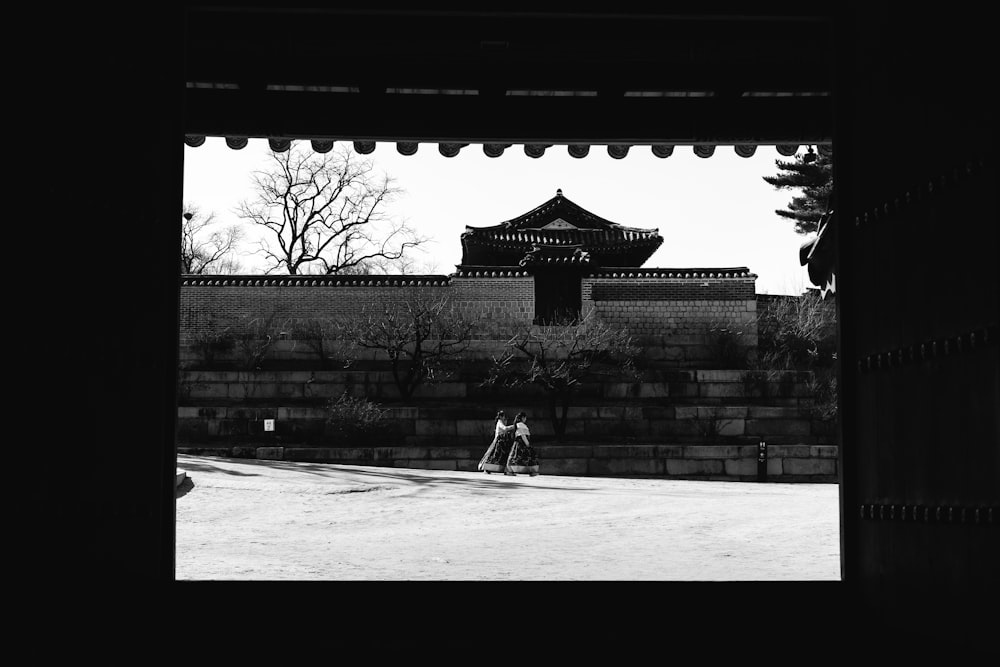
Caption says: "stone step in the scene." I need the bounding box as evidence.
[178,402,815,418]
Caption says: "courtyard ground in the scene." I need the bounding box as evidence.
[175,453,841,581]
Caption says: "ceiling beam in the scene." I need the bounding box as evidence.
[183,88,832,144]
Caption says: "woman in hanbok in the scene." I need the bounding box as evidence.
[504,412,539,476]
[478,410,516,474]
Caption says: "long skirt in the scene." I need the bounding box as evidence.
[506,435,540,475]
[478,431,514,473]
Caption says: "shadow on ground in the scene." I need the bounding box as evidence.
[177,459,262,477]
[175,476,195,499]
[177,454,599,493]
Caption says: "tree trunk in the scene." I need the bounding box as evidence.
[390,356,410,400]
[405,348,424,399]
[558,395,570,441]
[548,393,568,442]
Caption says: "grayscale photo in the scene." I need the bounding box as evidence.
[21,4,995,655]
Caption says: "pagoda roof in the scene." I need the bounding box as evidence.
[461,189,663,267]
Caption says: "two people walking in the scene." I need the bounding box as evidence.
[477,410,539,476]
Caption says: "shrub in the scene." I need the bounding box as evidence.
[189,329,235,368]
[756,293,837,370]
[754,292,839,418]
[290,317,348,369]
[232,312,286,371]
[808,370,839,420]
[706,322,751,369]
[326,392,388,444]
[740,367,784,398]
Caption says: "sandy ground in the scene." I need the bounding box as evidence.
[175,454,841,581]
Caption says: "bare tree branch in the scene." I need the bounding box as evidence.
[482,312,640,440]
[340,295,475,399]
[181,203,246,274]
[237,142,427,275]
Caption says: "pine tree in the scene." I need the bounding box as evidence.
[763,148,833,235]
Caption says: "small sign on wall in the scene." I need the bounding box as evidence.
[264,419,275,432]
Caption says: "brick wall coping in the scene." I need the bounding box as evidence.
[180,274,452,287]
[180,267,758,286]
[585,267,756,279]
[452,266,531,277]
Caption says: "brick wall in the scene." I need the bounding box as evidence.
[448,276,534,334]
[180,271,758,355]
[757,291,837,321]
[180,274,534,341]
[582,275,758,350]
[588,280,755,302]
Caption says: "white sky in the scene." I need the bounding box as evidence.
[183,138,815,295]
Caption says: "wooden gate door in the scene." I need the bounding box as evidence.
[835,7,998,630]
[533,268,583,325]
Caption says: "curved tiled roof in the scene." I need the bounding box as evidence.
[464,228,661,246]
[461,189,662,267]
[469,188,657,233]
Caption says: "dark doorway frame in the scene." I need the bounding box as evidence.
[26,5,995,646]
[532,268,584,325]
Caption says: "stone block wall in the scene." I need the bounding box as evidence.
[175,369,839,482]
[174,272,841,482]
[176,368,821,407]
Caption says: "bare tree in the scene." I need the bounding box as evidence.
[340,254,440,276]
[482,312,639,441]
[383,251,443,275]
[341,296,475,399]
[180,204,245,274]
[236,142,425,275]
[288,317,348,370]
[341,251,442,275]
